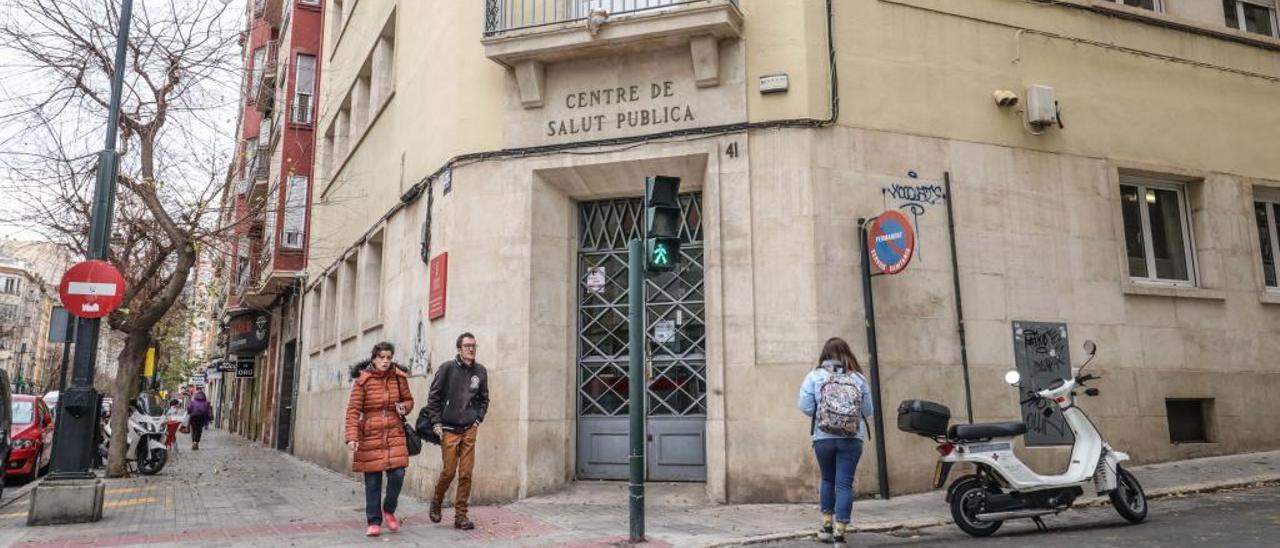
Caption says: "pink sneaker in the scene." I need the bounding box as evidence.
[383,512,399,532]
[366,524,381,537]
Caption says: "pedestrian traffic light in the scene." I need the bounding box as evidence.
[644,176,681,273]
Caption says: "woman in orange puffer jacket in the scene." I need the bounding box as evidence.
[344,341,414,537]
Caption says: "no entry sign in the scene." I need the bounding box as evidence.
[59,260,126,319]
[867,210,916,275]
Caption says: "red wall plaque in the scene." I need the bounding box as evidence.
[428,252,448,320]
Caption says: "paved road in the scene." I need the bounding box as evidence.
[759,484,1280,547]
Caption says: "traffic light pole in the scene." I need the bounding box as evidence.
[32,0,132,526]
[627,238,646,543]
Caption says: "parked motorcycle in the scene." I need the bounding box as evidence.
[898,340,1147,536]
[100,392,169,475]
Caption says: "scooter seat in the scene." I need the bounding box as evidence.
[948,421,1027,441]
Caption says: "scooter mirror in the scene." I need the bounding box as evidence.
[1004,370,1021,386]
[1083,340,1097,356]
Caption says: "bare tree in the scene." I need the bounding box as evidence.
[0,0,244,477]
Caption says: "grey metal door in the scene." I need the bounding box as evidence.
[576,194,706,481]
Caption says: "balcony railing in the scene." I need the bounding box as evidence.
[483,0,737,37]
[292,93,314,125]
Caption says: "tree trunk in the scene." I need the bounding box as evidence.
[104,329,153,478]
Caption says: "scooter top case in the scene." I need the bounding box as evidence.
[897,399,951,437]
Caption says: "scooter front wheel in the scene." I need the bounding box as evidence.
[136,443,168,475]
[950,480,1003,537]
[1109,465,1148,523]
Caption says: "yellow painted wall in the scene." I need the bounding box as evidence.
[823,0,1280,179]
[310,0,507,277]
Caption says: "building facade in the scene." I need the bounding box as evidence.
[215,0,323,451]
[293,0,1280,504]
[0,257,57,393]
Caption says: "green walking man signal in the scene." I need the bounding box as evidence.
[644,176,681,273]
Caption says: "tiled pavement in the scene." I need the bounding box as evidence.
[0,428,1277,547]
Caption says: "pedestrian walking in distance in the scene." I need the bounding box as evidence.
[186,389,212,451]
[345,342,414,537]
[423,332,489,530]
[797,337,874,548]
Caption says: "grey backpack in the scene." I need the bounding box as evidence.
[816,369,864,436]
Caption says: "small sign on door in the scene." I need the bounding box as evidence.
[653,320,676,343]
[586,267,607,294]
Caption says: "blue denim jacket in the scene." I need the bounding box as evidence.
[798,360,874,442]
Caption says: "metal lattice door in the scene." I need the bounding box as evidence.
[576,193,706,481]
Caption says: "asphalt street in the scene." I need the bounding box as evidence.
[758,484,1280,548]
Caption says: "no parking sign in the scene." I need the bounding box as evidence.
[867,210,916,275]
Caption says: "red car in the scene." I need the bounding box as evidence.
[8,395,54,483]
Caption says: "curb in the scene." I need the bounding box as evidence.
[704,473,1280,547]
[0,480,42,512]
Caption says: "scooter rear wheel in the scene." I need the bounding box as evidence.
[950,480,1003,537]
[1109,465,1148,523]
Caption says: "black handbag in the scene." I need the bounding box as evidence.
[396,376,423,456]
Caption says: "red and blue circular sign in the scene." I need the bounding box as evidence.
[868,210,916,275]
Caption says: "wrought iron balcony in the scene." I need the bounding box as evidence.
[484,0,737,37]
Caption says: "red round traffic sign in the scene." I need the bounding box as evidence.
[867,210,916,275]
[58,260,126,319]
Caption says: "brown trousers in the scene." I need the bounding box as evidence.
[433,424,478,515]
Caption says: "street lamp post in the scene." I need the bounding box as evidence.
[30,0,135,526]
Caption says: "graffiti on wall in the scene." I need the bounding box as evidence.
[1011,321,1074,446]
[409,307,431,376]
[882,178,947,220]
[880,174,948,259]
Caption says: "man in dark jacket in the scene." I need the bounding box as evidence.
[424,332,489,530]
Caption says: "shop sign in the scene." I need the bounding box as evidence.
[235,360,255,379]
[228,312,270,353]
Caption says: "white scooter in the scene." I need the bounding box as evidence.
[101,393,170,475]
[898,340,1148,537]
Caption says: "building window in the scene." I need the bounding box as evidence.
[293,54,316,124]
[1120,177,1195,284]
[308,287,323,349]
[323,271,338,343]
[283,176,308,249]
[339,252,358,338]
[371,10,396,108]
[359,233,383,328]
[1256,196,1280,289]
[330,0,345,51]
[1105,0,1161,11]
[320,130,335,184]
[1,277,18,294]
[1224,0,1278,37]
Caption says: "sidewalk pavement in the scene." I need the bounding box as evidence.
[0,428,1275,547]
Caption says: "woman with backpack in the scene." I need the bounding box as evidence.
[797,337,875,547]
[345,342,414,537]
[186,390,212,450]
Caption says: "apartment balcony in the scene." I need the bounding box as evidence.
[243,240,303,309]
[254,40,279,112]
[256,0,284,26]
[482,0,742,108]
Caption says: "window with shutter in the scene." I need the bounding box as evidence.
[283,176,309,249]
